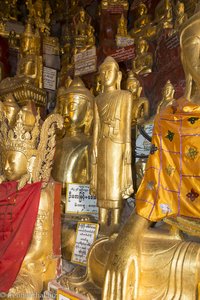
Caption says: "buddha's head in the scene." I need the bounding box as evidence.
[0,109,40,184]
[79,8,86,22]
[126,71,142,97]
[137,37,149,54]
[138,2,148,16]
[3,94,20,127]
[99,56,122,91]
[0,108,63,188]
[61,77,93,135]
[162,80,175,100]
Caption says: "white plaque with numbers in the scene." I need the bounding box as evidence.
[65,183,98,215]
[71,222,99,265]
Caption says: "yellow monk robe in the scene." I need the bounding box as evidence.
[136,98,200,221]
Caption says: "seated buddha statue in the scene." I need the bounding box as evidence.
[126,71,149,125]
[132,37,153,76]
[157,80,175,113]
[59,13,200,297]
[0,20,46,108]
[155,0,173,31]
[129,2,156,39]
[116,14,128,37]
[174,1,188,30]
[0,107,63,297]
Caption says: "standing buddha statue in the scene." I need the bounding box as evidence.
[91,56,133,233]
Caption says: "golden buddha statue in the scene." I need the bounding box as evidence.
[126,71,149,125]
[174,1,188,30]
[52,78,94,261]
[157,80,175,113]
[73,7,95,51]
[129,2,156,39]
[0,107,63,296]
[0,20,46,108]
[117,14,128,37]
[180,7,200,102]
[132,38,153,76]
[91,56,133,233]
[52,77,93,189]
[59,11,200,300]
[155,0,173,31]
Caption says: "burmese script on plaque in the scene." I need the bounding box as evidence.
[71,222,99,265]
[65,183,98,215]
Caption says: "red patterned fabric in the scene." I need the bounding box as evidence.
[0,181,42,292]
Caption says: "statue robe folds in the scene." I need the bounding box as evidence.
[136,98,200,221]
[91,90,133,209]
[0,181,42,292]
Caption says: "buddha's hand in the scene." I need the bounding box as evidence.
[102,235,137,300]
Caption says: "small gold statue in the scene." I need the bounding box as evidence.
[126,71,149,124]
[155,0,173,31]
[157,80,175,113]
[132,37,153,76]
[52,77,93,187]
[174,1,188,30]
[91,56,133,233]
[0,20,46,107]
[117,14,128,37]
[129,2,156,39]
[0,106,63,296]
[73,7,96,51]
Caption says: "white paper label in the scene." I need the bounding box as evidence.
[71,222,99,265]
[66,183,98,215]
[43,67,57,91]
[116,36,134,48]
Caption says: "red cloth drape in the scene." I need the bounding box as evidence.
[0,181,42,292]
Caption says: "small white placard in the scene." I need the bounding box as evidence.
[116,36,134,48]
[74,47,96,63]
[74,57,97,76]
[43,67,57,91]
[66,183,98,215]
[71,222,99,265]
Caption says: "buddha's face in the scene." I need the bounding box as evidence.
[4,151,28,181]
[138,4,147,16]
[100,65,118,88]
[80,10,85,22]
[127,80,139,96]
[64,94,88,127]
